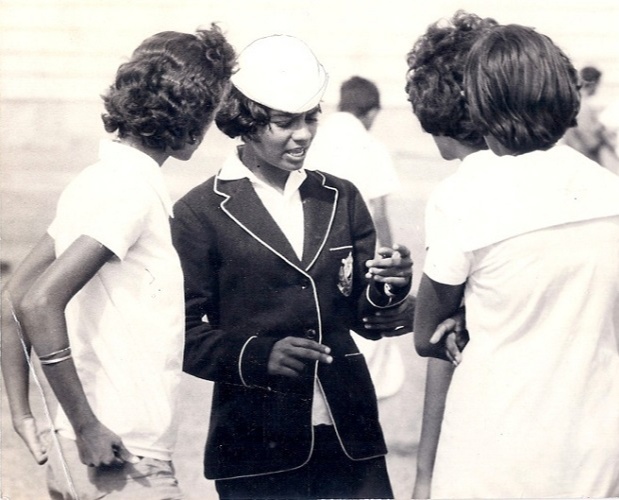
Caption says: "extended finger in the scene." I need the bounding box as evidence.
[365,256,407,270]
[430,318,456,344]
[363,315,405,330]
[114,442,139,465]
[363,318,401,329]
[381,325,410,337]
[445,333,462,366]
[291,346,333,364]
[271,365,303,378]
[286,337,331,354]
[18,419,48,465]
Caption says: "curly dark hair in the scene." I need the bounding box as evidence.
[405,11,498,149]
[101,24,235,152]
[464,24,580,154]
[215,85,273,141]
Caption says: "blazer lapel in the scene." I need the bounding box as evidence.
[300,172,338,270]
[215,176,302,266]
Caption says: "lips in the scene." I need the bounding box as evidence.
[285,147,306,159]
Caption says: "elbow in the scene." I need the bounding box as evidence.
[18,289,55,324]
[415,342,434,358]
[414,334,438,358]
[2,283,24,318]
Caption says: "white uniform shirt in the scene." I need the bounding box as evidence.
[48,140,184,460]
[424,146,619,497]
[219,148,333,425]
[305,112,399,203]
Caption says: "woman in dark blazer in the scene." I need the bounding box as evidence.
[171,35,413,499]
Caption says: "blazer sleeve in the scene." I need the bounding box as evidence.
[171,197,277,388]
[347,181,411,338]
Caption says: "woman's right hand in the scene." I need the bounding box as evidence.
[268,337,333,378]
[13,414,48,465]
[75,420,138,467]
[430,308,468,365]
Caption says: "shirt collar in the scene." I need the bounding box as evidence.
[451,146,619,250]
[218,145,307,195]
[99,139,174,217]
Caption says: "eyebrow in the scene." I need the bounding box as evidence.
[271,106,322,120]
[270,111,296,120]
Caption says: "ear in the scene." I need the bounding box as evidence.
[484,135,513,156]
[361,108,379,130]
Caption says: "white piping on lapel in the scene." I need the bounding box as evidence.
[212,172,335,346]
[213,173,305,271]
[212,170,339,274]
[304,170,338,272]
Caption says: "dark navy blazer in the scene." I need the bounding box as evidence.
[171,168,407,480]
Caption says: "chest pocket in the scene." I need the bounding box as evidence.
[330,245,353,297]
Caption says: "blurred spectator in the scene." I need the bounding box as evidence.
[562,66,611,165]
[306,76,400,248]
[598,99,619,175]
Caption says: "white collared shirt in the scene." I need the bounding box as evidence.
[219,148,306,259]
[219,148,333,425]
[47,140,184,460]
[425,145,619,285]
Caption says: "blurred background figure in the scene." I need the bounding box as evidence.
[307,76,399,248]
[562,65,615,166]
[306,76,406,401]
[598,98,619,174]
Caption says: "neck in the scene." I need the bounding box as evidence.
[119,136,169,166]
[454,142,480,161]
[239,145,289,192]
[484,135,517,157]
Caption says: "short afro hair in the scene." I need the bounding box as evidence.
[405,11,498,149]
[101,24,235,152]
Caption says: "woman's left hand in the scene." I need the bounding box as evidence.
[365,244,413,289]
[362,294,415,336]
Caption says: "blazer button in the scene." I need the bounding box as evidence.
[305,328,317,339]
[300,279,310,289]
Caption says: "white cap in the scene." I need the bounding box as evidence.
[231,35,329,113]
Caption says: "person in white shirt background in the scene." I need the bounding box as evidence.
[307,75,399,248]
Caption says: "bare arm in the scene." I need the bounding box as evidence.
[413,273,464,360]
[411,273,464,496]
[412,358,455,499]
[1,234,56,464]
[16,234,135,467]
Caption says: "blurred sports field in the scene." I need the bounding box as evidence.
[0,103,457,499]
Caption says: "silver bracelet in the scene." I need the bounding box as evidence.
[38,346,71,361]
[39,353,73,365]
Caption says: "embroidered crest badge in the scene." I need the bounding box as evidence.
[337,251,353,297]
